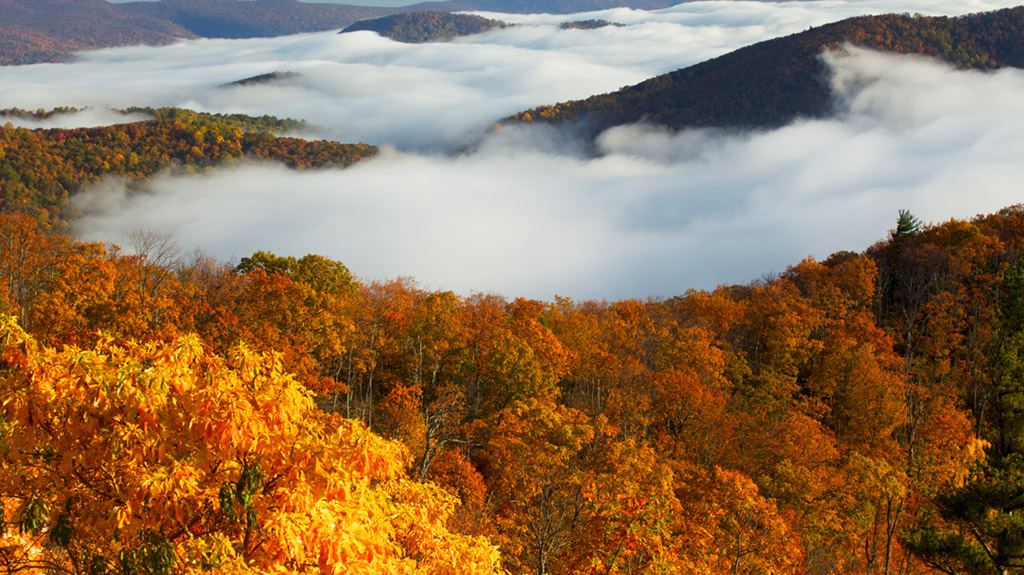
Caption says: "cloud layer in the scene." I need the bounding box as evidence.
[70,46,1024,300]
[2,1,1023,299]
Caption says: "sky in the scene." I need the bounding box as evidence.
[5,0,1024,300]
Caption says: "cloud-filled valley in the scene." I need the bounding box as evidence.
[3,0,1024,300]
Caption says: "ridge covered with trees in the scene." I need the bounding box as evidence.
[506,7,1024,136]
[0,0,193,65]
[0,0,681,65]
[0,107,376,228]
[1,200,1024,573]
[341,12,508,43]
[120,0,396,40]
[559,19,622,30]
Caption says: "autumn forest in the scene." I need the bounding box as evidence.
[3,1,1024,575]
[2,190,1024,574]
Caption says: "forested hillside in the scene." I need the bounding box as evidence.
[341,12,507,43]
[0,0,192,65]
[419,0,679,12]
[120,0,396,39]
[1,201,1023,574]
[0,108,377,227]
[560,19,622,30]
[507,7,1024,134]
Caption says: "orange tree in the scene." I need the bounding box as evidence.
[0,315,503,575]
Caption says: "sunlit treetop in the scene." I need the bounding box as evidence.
[0,314,504,575]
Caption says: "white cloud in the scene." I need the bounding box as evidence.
[0,108,151,129]
[70,47,1024,300]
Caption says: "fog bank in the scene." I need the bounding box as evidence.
[71,48,1024,300]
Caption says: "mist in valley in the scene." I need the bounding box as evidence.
[2,0,1022,300]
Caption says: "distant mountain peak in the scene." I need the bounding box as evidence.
[341,11,508,43]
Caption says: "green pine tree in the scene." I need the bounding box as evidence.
[902,261,1024,575]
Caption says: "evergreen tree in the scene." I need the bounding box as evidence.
[892,209,923,240]
[902,261,1024,575]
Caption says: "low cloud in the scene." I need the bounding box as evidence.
[72,47,1024,300]
[1,108,151,129]
[2,1,1022,299]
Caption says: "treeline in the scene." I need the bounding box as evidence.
[1,205,1024,574]
[506,7,1024,135]
[559,20,622,30]
[0,108,376,228]
[341,12,508,44]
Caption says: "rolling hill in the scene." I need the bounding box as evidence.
[0,0,193,65]
[119,0,397,39]
[340,11,508,43]
[0,107,377,227]
[415,0,679,11]
[506,7,1024,135]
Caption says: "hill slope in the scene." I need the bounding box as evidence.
[418,0,678,11]
[0,107,377,227]
[0,0,193,65]
[120,0,398,39]
[506,7,1024,134]
[0,0,687,64]
[341,11,507,43]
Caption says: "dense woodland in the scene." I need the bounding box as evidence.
[120,0,395,40]
[0,0,190,65]
[559,20,621,30]
[0,107,376,228]
[507,7,1024,135]
[2,192,1024,574]
[341,12,508,44]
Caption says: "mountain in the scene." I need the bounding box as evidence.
[0,0,193,65]
[0,0,688,65]
[417,0,679,11]
[341,11,507,43]
[0,107,377,227]
[506,7,1024,135]
[120,0,399,39]
[0,0,682,65]
[560,20,623,30]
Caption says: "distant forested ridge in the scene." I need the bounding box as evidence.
[507,7,1024,135]
[422,0,679,11]
[0,0,193,65]
[341,11,507,43]
[0,0,682,65]
[120,0,395,39]
[224,71,302,88]
[0,108,376,227]
[560,19,622,30]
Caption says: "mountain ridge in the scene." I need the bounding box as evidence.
[505,7,1024,136]
[0,0,683,65]
[0,0,194,65]
[340,11,508,43]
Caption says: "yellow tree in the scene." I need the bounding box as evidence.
[487,398,593,575]
[0,315,503,575]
